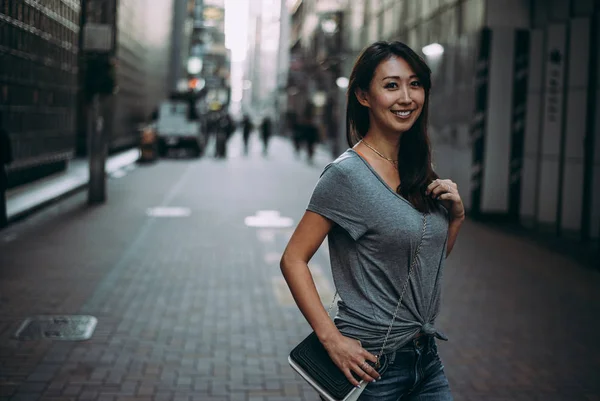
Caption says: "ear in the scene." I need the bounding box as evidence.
[355,88,370,108]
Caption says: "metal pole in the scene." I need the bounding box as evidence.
[88,93,106,204]
[86,0,116,205]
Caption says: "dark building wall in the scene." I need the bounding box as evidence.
[75,0,175,155]
[0,0,80,186]
[169,0,188,92]
[110,0,147,150]
[111,0,174,150]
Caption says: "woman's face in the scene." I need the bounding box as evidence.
[357,56,425,135]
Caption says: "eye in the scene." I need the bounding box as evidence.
[410,80,422,87]
[384,82,398,89]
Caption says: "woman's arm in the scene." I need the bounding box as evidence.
[280,211,338,343]
[446,215,465,257]
[280,211,380,386]
[426,179,465,258]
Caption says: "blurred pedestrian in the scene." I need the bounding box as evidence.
[260,117,272,156]
[0,113,13,228]
[215,112,235,158]
[280,41,465,400]
[242,114,252,155]
[287,112,302,157]
[301,115,320,164]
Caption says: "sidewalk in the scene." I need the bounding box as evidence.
[4,136,597,271]
[6,149,140,224]
[5,133,331,228]
[0,133,599,400]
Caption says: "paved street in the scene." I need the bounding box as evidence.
[1,133,599,401]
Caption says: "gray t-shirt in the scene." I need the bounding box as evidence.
[307,149,449,354]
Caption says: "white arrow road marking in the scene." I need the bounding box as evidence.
[146,207,191,217]
[244,210,294,228]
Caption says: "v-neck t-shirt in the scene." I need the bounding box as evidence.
[307,149,450,354]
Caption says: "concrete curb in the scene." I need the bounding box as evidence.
[5,148,140,226]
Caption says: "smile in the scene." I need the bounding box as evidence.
[391,110,414,119]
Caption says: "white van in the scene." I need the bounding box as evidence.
[156,100,205,158]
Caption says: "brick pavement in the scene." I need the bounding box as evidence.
[0,133,599,401]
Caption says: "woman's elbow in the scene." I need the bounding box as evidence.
[280,251,292,273]
[280,250,304,276]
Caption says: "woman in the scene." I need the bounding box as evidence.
[280,41,465,400]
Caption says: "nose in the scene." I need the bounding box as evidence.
[397,85,412,104]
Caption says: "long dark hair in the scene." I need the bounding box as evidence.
[346,41,438,213]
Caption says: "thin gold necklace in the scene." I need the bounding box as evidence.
[360,139,398,168]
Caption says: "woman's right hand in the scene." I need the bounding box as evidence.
[321,333,382,387]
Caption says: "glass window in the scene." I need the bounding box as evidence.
[0,22,5,49]
[549,0,570,20]
[421,0,431,20]
[384,6,394,38]
[406,0,420,25]
[573,0,594,17]
[369,0,381,16]
[395,0,405,22]
[352,0,365,50]
[23,2,29,25]
[368,17,378,42]
[419,21,429,47]
[439,12,451,43]
[461,0,485,34]
[1,85,7,106]
[407,27,417,49]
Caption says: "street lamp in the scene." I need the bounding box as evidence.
[187,57,203,75]
[336,77,349,89]
[312,91,327,107]
[321,18,338,34]
[422,43,444,57]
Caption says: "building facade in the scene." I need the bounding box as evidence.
[200,0,231,113]
[290,0,599,244]
[287,0,350,155]
[77,0,175,154]
[0,0,176,187]
[169,0,189,92]
[1,0,81,186]
[243,0,286,120]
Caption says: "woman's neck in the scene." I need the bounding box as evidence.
[361,131,401,160]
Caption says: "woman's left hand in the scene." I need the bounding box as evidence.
[426,179,465,221]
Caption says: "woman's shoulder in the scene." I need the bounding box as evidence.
[322,149,363,175]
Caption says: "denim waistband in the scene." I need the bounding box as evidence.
[387,335,435,364]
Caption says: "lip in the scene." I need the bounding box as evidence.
[391,110,415,119]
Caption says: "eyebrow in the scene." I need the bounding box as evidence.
[381,75,419,81]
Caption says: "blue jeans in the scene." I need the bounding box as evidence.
[359,336,453,401]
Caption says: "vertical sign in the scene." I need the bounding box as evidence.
[537,24,567,229]
[470,28,492,217]
[508,29,530,218]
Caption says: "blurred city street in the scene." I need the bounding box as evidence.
[0,133,599,401]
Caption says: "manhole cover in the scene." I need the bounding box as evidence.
[14,315,97,341]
